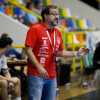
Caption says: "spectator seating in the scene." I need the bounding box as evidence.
[5,5,11,16]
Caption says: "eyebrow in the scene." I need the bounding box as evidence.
[49,12,59,13]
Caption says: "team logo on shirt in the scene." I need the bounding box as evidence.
[40,57,46,67]
[55,45,59,51]
[40,57,45,63]
[0,60,3,67]
[42,37,48,39]
[39,47,48,54]
[55,37,60,51]
[43,40,46,45]
[41,40,48,46]
[57,37,60,44]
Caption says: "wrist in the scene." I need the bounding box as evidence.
[36,63,42,69]
[74,51,79,57]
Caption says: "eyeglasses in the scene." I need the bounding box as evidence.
[48,13,60,16]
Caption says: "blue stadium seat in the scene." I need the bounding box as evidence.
[0,5,5,14]
[68,19,74,29]
[86,19,91,28]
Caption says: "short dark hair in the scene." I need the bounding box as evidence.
[0,33,13,48]
[34,0,41,6]
[1,33,8,38]
[26,2,33,9]
[41,5,57,22]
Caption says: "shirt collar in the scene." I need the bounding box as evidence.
[42,22,56,31]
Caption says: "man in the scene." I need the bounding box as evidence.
[33,0,43,15]
[0,34,21,100]
[23,2,39,27]
[25,5,90,100]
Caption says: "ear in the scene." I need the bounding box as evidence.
[6,44,10,48]
[44,14,48,20]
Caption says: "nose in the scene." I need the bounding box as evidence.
[56,14,60,17]
[55,14,59,19]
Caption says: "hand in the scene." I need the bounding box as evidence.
[37,66,49,79]
[77,47,90,57]
[9,55,16,60]
[9,82,14,90]
[0,76,16,84]
[9,78,18,84]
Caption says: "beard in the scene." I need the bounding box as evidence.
[51,18,59,26]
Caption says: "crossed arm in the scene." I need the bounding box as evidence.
[0,70,17,84]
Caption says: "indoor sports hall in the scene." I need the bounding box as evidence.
[0,0,100,100]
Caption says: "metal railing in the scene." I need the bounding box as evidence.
[66,32,86,75]
[13,45,25,48]
[56,26,86,75]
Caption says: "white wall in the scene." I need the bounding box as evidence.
[0,12,29,46]
[51,0,100,29]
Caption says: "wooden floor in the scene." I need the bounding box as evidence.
[55,81,99,100]
[66,89,100,100]
[22,73,100,100]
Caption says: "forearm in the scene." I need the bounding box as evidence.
[25,47,41,70]
[6,57,11,60]
[6,55,16,60]
[0,75,13,82]
[2,69,11,80]
[4,71,11,79]
[57,50,76,58]
[0,75,10,81]
[3,70,17,84]
[0,75,7,80]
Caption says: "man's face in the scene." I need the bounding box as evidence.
[46,8,60,26]
[29,3,34,10]
[37,2,43,10]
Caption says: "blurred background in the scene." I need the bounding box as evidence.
[0,0,100,100]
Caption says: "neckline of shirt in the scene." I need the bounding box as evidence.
[42,22,56,31]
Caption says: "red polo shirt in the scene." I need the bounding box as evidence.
[25,22,63,79]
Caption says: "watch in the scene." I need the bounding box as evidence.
[74,51,78,57]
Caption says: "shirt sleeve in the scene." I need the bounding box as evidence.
[13,49,21,59]
[2,56,8,70]
[25,27,38,48]
[58,32,64,51]
[24,13,38,23]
